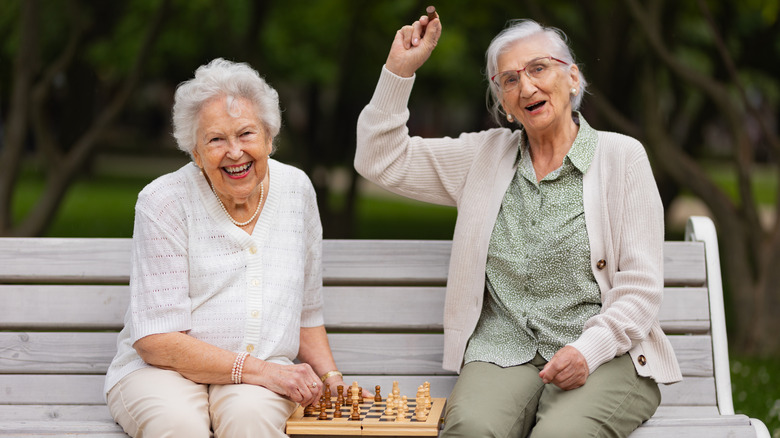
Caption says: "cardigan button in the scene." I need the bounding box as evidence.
[596,259,607,270]
[638,355,647,366]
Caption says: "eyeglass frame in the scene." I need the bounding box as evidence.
[491,56,569,92]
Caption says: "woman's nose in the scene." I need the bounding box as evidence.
[518,74,537,97]
[226,138,242,159]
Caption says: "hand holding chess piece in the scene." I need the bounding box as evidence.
[385,5,442,78]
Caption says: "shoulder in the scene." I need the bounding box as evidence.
[135,163,198,216]
[269,159,315,194]
[595,130,649,162]
[460,127,523,155]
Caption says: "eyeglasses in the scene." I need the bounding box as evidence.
[491,56,569,93]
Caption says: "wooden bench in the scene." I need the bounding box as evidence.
[0,216,770,437]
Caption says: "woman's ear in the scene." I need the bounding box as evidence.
[569,64,581,93]
[192,148,203,169]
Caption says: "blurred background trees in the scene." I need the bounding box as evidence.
[1,0,778,355]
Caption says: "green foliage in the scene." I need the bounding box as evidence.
[731,354,780,437]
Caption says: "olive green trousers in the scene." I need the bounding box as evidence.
[441,353,661,438]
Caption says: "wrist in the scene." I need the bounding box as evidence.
[320,370,343,383]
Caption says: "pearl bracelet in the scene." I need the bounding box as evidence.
[320,370,343,382]
[231,352,249,384]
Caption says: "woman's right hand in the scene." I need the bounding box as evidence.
[385,13,442,78]
[253,361,323,406]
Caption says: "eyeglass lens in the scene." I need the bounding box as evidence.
[496,57,556,92]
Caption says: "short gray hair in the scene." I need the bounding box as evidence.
[485,19,587,125]
[172,58,281,158]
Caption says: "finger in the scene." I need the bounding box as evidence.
[422,16,442,46]
[411,20,424,46]
[398,26,413,50]
[539,361,560,383]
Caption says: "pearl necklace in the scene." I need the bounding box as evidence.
[210,182,264,227]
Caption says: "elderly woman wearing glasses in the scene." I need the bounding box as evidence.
[104,58,348,437]
[355,16,682,438]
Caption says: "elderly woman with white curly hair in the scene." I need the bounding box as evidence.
[355,15,683,438]
[104,58,347,437]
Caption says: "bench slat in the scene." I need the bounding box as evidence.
[0,408,754,438]
[0,373,716,408]
[0,332,713,378]
[0,285,128,330]
[0,284,710,334]
[0,239,705,287]
[0,238,132,284]
[0,405,114,422]
[0,421,127,436]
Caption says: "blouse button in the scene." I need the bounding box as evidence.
[246,344,255,353]
[638,355,647,366]
[596,259,607,270]
[249,246,258,254]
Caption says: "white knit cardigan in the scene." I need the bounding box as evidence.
[355,67,682,384]
[104,159,324,396]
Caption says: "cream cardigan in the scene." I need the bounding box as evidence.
[355,66,682,384]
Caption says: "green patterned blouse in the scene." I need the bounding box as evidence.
[464,115,603,367]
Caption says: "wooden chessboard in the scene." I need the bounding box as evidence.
[286,397,446,436]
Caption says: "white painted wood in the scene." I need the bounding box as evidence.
[0,238,132,284]
[0,405,114,422]
[322,240,452,286]
[0,285,128,330]
[0,284,710,332]
[0,230,767,438]
[0,421,126,436]
[686,216,735,417]
[0,332,712,378]
[0,375,106,404]
[1,238,704,286]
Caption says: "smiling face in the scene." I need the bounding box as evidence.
[192,96,271,208]
[498,35,579,137]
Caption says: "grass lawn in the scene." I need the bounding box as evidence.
[8,171,779,435]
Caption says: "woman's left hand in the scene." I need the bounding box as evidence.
[539,346,589,390]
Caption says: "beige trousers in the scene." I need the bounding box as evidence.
[107,367,297,438]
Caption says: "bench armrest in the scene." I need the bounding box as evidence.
[684,216,734,416]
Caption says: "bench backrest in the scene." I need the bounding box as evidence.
[0,236,722,413]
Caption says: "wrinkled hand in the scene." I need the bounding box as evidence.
[385,13,442,78]
[539,346,589,390]
[261,362,322,406]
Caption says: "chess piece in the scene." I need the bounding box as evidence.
[333,401,342,418]
[351,401,361,420]
[384,394,395,416]
[358,387,364,404]
[324,386,332,409]
[374,385,382,402]
[337,385,345,406]
[319,402,328,420]
[304,403,316,415]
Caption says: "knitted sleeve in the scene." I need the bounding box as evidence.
[355,66,482,207]
[301,177,324,328]
[128,187,192,343]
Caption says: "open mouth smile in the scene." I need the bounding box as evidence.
[525,101,546,112]
[223,162,253,179]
